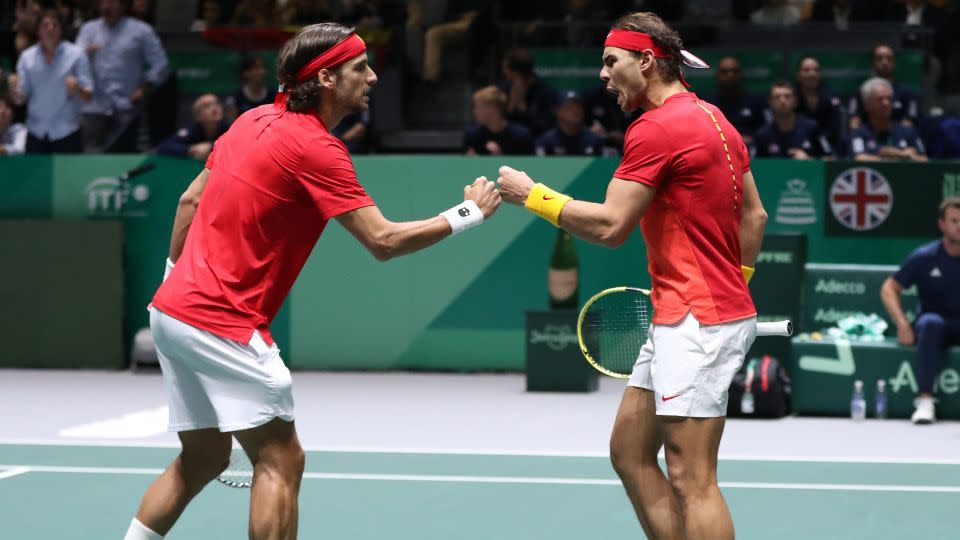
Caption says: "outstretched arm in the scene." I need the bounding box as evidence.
[336,177,501,262]
[496,166,655,248]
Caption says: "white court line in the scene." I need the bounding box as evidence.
[3,464,960,493]
[3,439,960,465]
[0,467,31,480]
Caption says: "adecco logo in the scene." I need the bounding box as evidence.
[814,279,866,295]
[529,324,578,352]
[86,177,150,216]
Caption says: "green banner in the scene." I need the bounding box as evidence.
[1,155,955,370]
[791,336,960,419]
[802,263,917,335]
[823,161,955,238]
[168,50,280,96]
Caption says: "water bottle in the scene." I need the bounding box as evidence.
[875,380,888,419]
[851,380,866,421]
[741,391,755,415]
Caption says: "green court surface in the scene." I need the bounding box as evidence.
[1,444,957,539]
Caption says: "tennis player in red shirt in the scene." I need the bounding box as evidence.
[123,23,500,540]
[498,12,767,540]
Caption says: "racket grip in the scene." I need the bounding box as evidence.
[756,320,793,337]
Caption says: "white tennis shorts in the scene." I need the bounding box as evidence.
[150,308,295,432]
[627,312,757,417]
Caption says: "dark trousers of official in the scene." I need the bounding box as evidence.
[915,313,960,393]
[82,110,140,153]
[25,129,83,154]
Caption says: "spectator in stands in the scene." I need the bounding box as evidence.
[130,0,153,24]
[13,0,42,57]
[794,56,845,147]
[231,0,276,26]
[0,95,27,155]
[706,56,766,143]
[846,77,927,161]
[463,85,533,156]
[887,0,945,27]
[278,0,340,26]
[499,48,557,136]
[750,0,803,25]
[535,90,604,156]
[10,9,92,154]
[223,55,275,122]
[191,0,224,32]
[155,93,227,160]
[881,198,960,424]
[582,81,634,156]
[331,111,371,154]
[848,44,920,128]
[420,1,493,82]
[752,81,833,158]
[810,0,869,29]
[77,0,168,153]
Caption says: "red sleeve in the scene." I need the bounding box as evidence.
[299,137,374,220]
[613,120,672,187]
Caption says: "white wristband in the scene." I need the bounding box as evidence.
[163,258,175,281]
[440,200,484,235]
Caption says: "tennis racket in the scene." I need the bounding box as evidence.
[217,443,254,488]
[576,286,793,378]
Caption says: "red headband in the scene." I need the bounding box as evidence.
[604,29,709,89]
[294,33,366,83]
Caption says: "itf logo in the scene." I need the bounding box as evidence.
[86,177,151,217]
[829,167,892,231]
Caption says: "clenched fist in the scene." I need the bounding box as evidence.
[495,165,535,206]
[464,176,501,219]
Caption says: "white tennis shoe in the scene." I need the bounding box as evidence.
[911,396,936,425]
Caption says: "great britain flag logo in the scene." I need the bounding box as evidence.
[829,167,893,231]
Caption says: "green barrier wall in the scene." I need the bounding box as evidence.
[1,156,956,369]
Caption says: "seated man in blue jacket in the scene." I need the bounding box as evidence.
[846,78,926,162]
[156,93,229,160]
[752,81,833,159]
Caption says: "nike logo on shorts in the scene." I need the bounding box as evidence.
[662,393,683,402]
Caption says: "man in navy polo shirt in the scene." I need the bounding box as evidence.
[752,81,833,159]
[846,77,926,161]
[535,90,605,157]
[881,198,960,424]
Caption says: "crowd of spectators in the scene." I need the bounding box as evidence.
[2,0,960,159]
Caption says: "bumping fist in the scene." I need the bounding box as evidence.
[495,165,535,206]
[463,176,501,219]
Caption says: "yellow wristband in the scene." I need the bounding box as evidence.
[524,183,572,227]
[741,265,755,284]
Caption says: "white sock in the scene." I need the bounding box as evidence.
[124,518,164,540]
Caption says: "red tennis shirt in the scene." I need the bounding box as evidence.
[152,104,374,344]
[613,92,756,325]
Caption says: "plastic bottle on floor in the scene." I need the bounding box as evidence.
[875,380,888,419]
[851,380,866,421]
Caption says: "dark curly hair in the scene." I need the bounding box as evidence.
[276,22,355,112]
[611,12,684,85]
